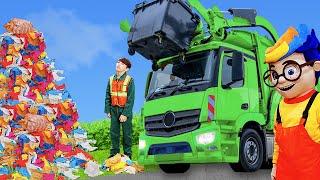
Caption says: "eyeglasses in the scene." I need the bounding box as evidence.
[263,60,314,87]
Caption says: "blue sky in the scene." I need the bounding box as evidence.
[1,0,319,121]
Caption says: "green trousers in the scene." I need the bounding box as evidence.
[110,106,132,157]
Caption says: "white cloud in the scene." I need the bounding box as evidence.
[27,9,123,71]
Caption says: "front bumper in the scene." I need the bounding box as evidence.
[138,122,225,165]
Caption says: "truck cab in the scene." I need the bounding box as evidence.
[140,32,280,172]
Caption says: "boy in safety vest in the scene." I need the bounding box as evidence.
[105,57,135,159]
[264,24,320,180]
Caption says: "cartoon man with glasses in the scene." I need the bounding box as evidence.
[264,25,320,180]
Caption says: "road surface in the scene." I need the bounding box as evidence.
[93,163,271,180]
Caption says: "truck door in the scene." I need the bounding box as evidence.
[216,49,249,121]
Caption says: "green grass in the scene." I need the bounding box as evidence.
[80,117,143,151]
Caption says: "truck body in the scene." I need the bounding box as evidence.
[122,0,282,172]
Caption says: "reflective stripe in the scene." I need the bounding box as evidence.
[122,75,131,92]
[110,92,128,97]
[109,76,114,91]
[208,111,214,120]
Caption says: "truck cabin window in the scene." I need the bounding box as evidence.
[222,51,244,88]
[147,51,216,100]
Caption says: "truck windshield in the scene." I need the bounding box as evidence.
[147,50,216,100]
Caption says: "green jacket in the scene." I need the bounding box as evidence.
[104,72,135,117]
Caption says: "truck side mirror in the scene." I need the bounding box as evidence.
[232,51,244,82]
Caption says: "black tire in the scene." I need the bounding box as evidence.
[230,129,263,172]
[159,163,190,173]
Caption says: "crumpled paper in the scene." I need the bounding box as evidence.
[103,154,144,174]
[4,18,35,34]
[84,161,103,177]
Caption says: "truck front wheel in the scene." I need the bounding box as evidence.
[159,163,190,173]
[230,128,263,172]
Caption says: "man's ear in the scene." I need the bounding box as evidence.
[313,61,320,71]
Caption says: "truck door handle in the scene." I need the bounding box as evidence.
[241,103,249,110]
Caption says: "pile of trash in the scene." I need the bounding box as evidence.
[103,154,144,174]
[0,18,101,179]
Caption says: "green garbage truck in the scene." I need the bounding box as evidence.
[121,0,281,173]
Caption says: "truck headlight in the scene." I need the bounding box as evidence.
[139,140,146,150]
[196,132,215,145]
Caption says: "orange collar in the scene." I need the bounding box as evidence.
[284,89,317,104]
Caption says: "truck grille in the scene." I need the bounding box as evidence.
[145,109,200,137]
[148,142,192,155]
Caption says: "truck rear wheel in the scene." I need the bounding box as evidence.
[159,163,190,173]
[230,129,263,172]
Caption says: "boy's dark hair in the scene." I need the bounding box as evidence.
[118,57,132,69]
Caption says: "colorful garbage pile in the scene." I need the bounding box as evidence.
[0,18,100,179]
[103,154,144,174]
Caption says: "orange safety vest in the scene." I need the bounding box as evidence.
[109,75,131,107]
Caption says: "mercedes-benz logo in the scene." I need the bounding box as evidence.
[163,111,175,128]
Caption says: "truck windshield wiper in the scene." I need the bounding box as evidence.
[169,83,192,96]
[147,84,181,100]
[185,79,209,84]
[169,79,210,96]
[148,80,210,99]
[148,90,166,100]
[161,84,180,89]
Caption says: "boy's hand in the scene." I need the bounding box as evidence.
[107,113,111,119]
[119,115,127,122]
[271,165,276,180]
